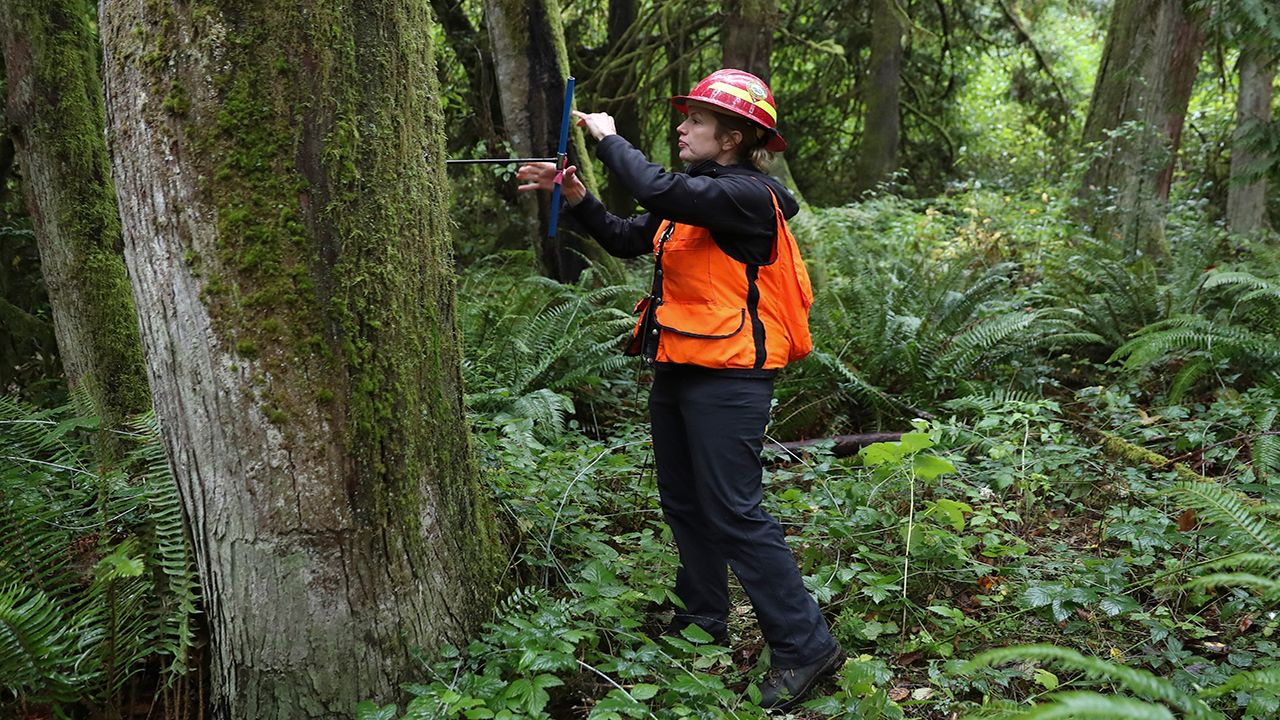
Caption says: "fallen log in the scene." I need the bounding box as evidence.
[1088,429,1214,483]
[766,432,905,460]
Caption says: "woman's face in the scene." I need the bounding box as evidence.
[676,105,738,165]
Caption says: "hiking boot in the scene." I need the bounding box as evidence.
[755,645,846,710]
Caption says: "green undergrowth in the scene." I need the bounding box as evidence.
[401,186,1280,719]
[374,378,1280,719]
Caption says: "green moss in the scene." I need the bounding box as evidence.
[1097,431,1212,483]
[235,339,258,357]
[162,79,188,115]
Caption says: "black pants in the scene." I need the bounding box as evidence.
[649,365,836,668]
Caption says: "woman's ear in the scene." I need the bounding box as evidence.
[722,130,743,151]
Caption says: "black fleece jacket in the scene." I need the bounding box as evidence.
[565,135,800,265]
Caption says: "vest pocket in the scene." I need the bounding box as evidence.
[655,302,745,338]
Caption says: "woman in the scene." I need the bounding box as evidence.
[517,69,842,709]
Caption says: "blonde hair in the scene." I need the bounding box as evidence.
[711,111,775,172]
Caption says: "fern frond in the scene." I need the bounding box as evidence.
[931,263,1016,336]
[964,645,1218,720]
[1181,572,1280,597]
[0,400,199,707]
[1168,482,1280,555]
[1254,408,1280,481]
[992,692,1176,720]
[1202,270,1280,301]
[931,311,1041,379]
[1190,552,1280,574]
[1200,666,1280,699]
[1110,315,1280,372]
[508,389,575,438]
[806,350,897,411]
[1166,356,1214,403]
[0,583,84,699]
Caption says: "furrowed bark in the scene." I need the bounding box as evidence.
[1079,0,1203,259]
[1226,42,1275,235]
[99,2,502,717]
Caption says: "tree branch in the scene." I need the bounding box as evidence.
[998,0,1072,119]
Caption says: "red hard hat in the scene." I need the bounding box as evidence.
[672,69,786,152]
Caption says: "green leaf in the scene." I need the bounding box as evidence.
[924,498,971,531]
[861,442,905,466]
[95,548,145,580]
[1017,691,1173,719]
[679,624,714,644]
[533,673,564,690]
[899,432,934,453]
[630,683,659,700]
[927,605,965,622]
[1099,595,1140,617]
[1034,668,1060,691]
[913,454,956,481]
[1022,584,1055,609]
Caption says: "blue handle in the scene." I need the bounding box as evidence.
[548,76,575,239]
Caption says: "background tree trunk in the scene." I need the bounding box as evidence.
[599,0,642,215]
[722,0,774,77]
[852,0,903,195]
[484,0,605,282]
[431,0,504,153]
[1079,0,1203,259]
[719,0,805,203]
[0,0,149,450]
[99,2,502,718]
[1226,42,1275,235]
[665,32,689,170]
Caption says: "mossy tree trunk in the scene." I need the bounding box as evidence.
[0,0,150,450]
[851,0,902,196]
[1079,0,1203,259]
[1226,41,1275,235]
[99,2,502,718]
[484,0,604,282]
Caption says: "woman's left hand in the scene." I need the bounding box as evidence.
[515,162,586,205]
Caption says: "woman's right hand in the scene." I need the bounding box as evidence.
[516,162,586,206]
[573,110,617,141]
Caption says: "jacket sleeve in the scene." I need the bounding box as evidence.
[564,192,660,259]
[595,135,776,237]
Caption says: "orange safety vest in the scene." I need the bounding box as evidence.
[626,189,813,370]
